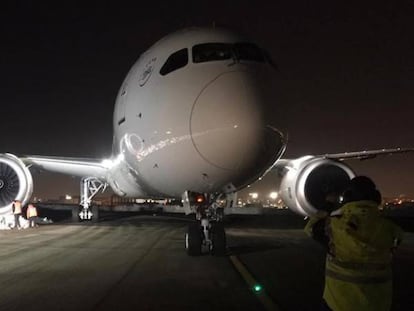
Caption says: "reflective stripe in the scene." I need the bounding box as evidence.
[327,256,389,271]
[326,269,391,284]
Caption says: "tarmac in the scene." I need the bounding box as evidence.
[0,209,412,311]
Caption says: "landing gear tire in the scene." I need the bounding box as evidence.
[185,223,202,256]
[211,223,226,256]
[72,206,80,222]
[91,205,99,223]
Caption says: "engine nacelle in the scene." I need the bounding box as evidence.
[279,156,355,217]
[0,153,33,215]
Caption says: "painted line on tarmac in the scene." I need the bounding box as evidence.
[229,255,282,311]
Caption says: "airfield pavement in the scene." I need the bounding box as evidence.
[0,208,412,311]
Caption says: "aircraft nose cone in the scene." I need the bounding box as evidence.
[190,71,284,172]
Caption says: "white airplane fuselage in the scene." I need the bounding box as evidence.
[108,28,285,199]
[0,27,409,223]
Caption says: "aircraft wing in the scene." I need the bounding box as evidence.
[21,155,109,179]
[271,147,414,175]
[274,147,414,166]
[319,147,414,161]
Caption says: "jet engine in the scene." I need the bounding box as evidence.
[0,154,33,215]
[279,156,355,217]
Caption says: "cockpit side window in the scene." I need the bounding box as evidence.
[159,48,188,76]
[233,43,265,63]
[192,43,233,63]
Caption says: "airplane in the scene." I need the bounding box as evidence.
[0,27,412,255]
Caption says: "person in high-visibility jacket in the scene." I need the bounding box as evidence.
[12,200,23,229]
[26,203,38,228]
[305,176,403,311]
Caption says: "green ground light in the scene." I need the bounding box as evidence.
[253,284,263,292]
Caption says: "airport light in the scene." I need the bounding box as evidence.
[195,194,205,203]
[253,284,263,293]
[65,194,72,200]
[269,192,278,200]
[249,192,258,199]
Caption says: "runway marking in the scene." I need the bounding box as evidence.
[230,255,282,311]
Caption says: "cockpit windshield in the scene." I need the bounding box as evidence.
[193,43,233,63]
[192,42,266,64]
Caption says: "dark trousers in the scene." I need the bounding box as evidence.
[28,216,38,227]
[14,213,21,228]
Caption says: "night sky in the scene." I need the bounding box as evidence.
[1,1,413,199]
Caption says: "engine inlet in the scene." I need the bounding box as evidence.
[0,162,20,206]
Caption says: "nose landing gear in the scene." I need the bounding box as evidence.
[183,191,228,256]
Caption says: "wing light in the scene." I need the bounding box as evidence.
[101,154,125,169]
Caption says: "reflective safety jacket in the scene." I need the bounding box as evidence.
[305,201,403,311]
[27,205,38,218]
[12,201,22,214]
